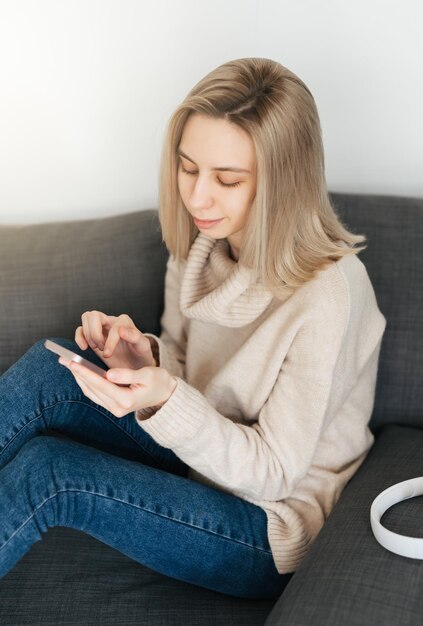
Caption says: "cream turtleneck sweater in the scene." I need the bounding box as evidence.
[135,233,387,574]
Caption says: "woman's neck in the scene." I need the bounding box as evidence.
[228,243,239,261]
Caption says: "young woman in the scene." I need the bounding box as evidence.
[0,57,386,599]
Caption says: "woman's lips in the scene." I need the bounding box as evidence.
[193,217,224,229]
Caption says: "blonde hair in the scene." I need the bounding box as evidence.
[158,57,367,300]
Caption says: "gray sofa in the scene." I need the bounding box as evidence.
[0,191,422,626]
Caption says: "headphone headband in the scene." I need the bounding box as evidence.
[370,477,423,559]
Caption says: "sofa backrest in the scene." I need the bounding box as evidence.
[0,209,168,375]
[330,192,423,433]
[1,194,422,433]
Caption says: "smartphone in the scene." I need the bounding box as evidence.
[44,339,108,378]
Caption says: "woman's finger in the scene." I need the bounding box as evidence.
[84,310,108,349]
[101,323,124,357]
[101,314,136,357]
[81,311,95,349]
[68,361,133,410]
[59,357,107,399]
[82,310,111,350]
[70,366,128,417]
[107,365,177,409]
[75,325,89,350]
[106,366,148,386]
[71,371,109,409]
[122,327,151,355]
[104,325,150,361]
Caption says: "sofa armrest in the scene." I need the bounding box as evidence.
[0,209,168,374]
[265,424,423,626]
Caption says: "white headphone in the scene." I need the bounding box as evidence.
[370,477,423,559]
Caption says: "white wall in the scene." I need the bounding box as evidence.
[0,0,421,224]
[258,0,423,198]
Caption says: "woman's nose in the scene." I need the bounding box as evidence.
[189,176,214,210]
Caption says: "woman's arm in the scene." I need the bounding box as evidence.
[136,257,386,503]
[135,302,359,501]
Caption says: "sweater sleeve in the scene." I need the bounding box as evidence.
[135,292,360,502]
[143,254,187,380]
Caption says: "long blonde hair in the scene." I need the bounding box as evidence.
[158,57,367,300]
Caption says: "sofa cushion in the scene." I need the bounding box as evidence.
[330,192,423,432]
[0,210,168,375]
[265,423,423,626]
[0,526,275,625]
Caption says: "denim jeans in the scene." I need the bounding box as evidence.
[0,338,293,600]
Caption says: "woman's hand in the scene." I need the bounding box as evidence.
[76,311,157,370]
[59,357,177,418]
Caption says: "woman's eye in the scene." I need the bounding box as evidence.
[220,180,241,188]
[180,166,241,188]
[181,167,197,176]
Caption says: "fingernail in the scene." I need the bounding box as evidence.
[108,372,118,381]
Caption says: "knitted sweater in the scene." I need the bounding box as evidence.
[135,233,387,574]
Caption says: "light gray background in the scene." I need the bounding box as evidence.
[0,0,421,224]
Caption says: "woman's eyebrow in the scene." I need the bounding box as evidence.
[177,149,251,173]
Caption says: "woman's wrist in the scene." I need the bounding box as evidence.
[155,375,177,407]
[137,375,177,419]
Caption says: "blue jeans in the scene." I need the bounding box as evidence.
[0,338,293,599]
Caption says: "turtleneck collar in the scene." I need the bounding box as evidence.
[179,233,274,328]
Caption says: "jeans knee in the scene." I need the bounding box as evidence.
[16,337,80,394]
[29,337,50,357]
[19,433,63,456]
[28,337,64,362]
[10,436,78,529]
[17,435,74,477]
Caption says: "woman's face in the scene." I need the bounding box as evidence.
[177,113,257,260]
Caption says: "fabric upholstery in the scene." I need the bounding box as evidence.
[0,209,167,375]
[330,192,423,432]
[0,527,275,625]
[265,424,423,626]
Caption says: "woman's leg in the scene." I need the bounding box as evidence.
[0,337,187,476]
[0,435,292,599]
